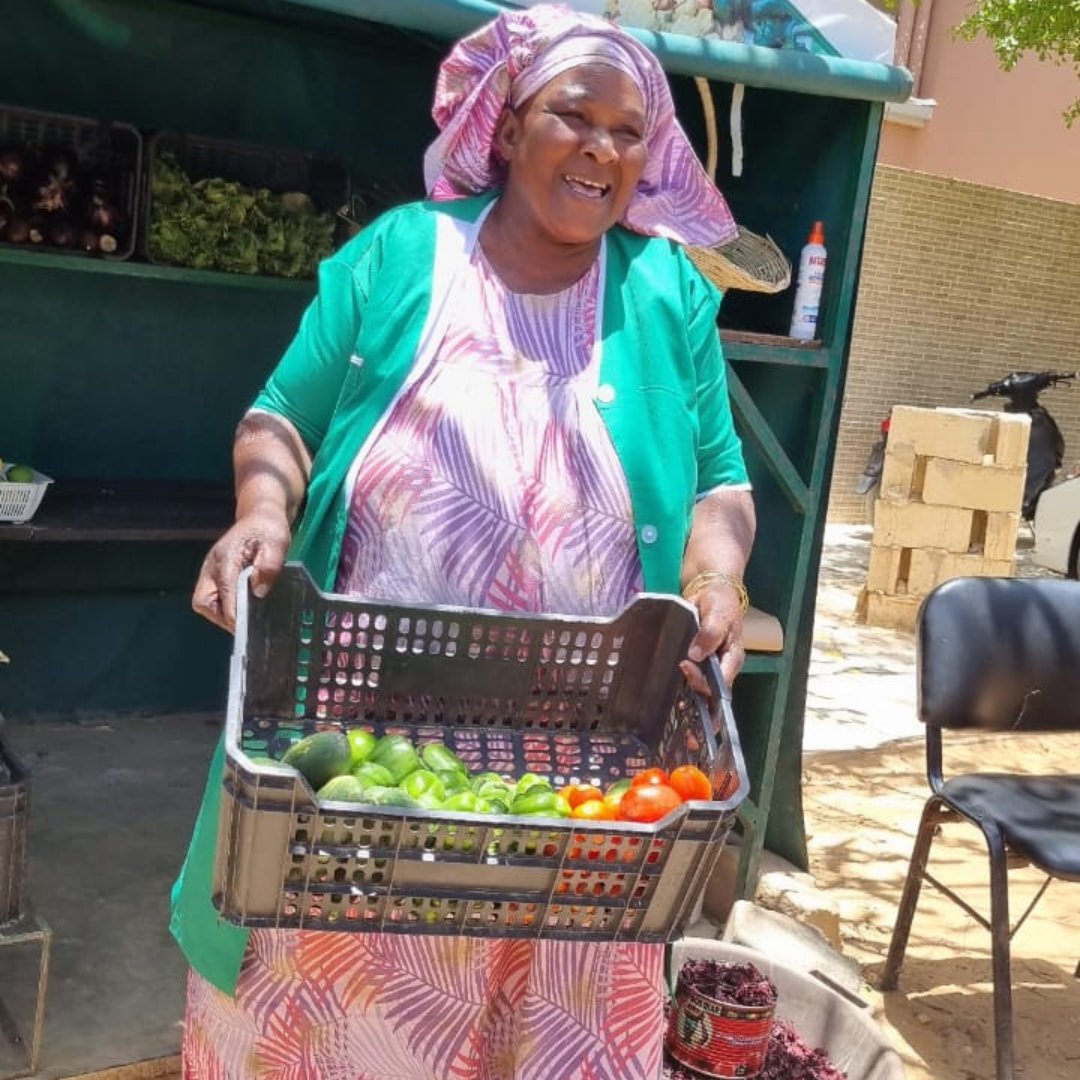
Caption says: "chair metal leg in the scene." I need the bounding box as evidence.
[985,824,1016,1080]
[880,797,946,991]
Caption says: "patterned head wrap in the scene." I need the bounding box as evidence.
[423,3,737,247]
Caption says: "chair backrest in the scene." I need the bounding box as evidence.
[919,576,1080,731]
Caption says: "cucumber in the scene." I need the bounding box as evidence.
[281,731,353,790]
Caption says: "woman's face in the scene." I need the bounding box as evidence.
[496,63,648,246]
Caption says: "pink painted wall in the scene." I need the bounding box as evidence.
[879,0,1080,203]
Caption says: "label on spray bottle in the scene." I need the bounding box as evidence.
[789,221,827,341]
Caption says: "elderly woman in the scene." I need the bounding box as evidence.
[173,4,755,1077]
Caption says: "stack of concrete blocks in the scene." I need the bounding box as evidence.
[857,405,1031,632]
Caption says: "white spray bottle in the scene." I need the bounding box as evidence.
[788,221,827,341]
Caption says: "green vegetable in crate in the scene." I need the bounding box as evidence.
[370,734,424,782]
[401,769,447,802]
[469,770,506,792]
[281,730,352,790]
[346,729,377,769]
[317,775,370,804]
[420,742,470,775]
[350,761,396,789]
[510,787,565,817]
[437,769,471,796]
[442,791,480,813]
[358,786,422,809]
[514,773,552,797]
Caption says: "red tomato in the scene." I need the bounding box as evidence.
[617,783,683,823]
[631,767,670,788]
[571,799,616,821]
[669,765,713,802]
[566,784,604,809]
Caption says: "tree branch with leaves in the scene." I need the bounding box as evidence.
[956,0,1080,125]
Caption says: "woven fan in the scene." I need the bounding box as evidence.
[687,77,792,294]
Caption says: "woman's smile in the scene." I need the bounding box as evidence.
[563,173,611,200]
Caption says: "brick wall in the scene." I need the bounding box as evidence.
[827,166,1080,523]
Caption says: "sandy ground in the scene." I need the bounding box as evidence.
[803,526,1080,1079]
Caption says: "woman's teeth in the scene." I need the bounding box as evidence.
[564,175,609,199]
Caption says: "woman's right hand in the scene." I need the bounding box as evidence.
[192,506,292,633]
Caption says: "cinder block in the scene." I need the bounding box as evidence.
[872,500,975,553]
[983,512,1021,561]
[907,549,1015,597]
[990,413,1032,469]
[856,588,921,633]
[921,458,1026,513]
[888,405,996,464]
[866,544,909,595]
[878,443,923,503]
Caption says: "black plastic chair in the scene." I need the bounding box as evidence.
[879,575,1080,1080]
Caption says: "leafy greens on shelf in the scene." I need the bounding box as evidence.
[148,150,336,278]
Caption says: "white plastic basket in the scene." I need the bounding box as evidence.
[0,467,53,524]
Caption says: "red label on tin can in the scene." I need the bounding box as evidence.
[666,985,775,1078]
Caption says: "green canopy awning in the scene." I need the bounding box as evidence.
[280,0,912,102]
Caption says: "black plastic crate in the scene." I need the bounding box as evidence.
[214,564,748,940]
[143,131,350,278]
[0,736,29,925]
[0,103,141,260]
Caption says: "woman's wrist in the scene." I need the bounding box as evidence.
[681,570,749,615]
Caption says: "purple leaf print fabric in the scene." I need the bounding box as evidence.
[335,244,645,617]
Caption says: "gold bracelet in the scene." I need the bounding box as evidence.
[681,571,750,614]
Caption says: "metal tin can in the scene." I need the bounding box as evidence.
[665,983,776,1078]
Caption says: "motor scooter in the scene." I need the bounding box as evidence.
[970,371,1076,521]
[854,417,890,499]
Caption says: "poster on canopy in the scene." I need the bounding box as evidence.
[515,0,897,65]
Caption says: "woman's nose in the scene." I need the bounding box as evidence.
[583,126,618,164]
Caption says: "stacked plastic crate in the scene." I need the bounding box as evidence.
[857,406,1031,632]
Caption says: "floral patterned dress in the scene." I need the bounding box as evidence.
[181,244,665,1079]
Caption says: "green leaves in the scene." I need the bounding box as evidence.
[956,0,1080,124]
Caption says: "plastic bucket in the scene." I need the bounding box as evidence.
[666,981,775,1078]
[667,940,906,1080]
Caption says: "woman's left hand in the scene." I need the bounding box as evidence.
[681,580,745,694]
[679,488,756,696]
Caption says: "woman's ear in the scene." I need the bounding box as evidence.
[494,107,521,162]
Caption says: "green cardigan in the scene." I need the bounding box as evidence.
[170,193,748,995]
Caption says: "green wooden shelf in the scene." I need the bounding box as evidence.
[721,331,829,368]
[741,654,786,675]
[0,245,317,293]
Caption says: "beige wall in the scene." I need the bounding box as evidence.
[828,165,1080,524]
[880,0,1080,203]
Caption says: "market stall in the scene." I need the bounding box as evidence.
[0,0,910,1070]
